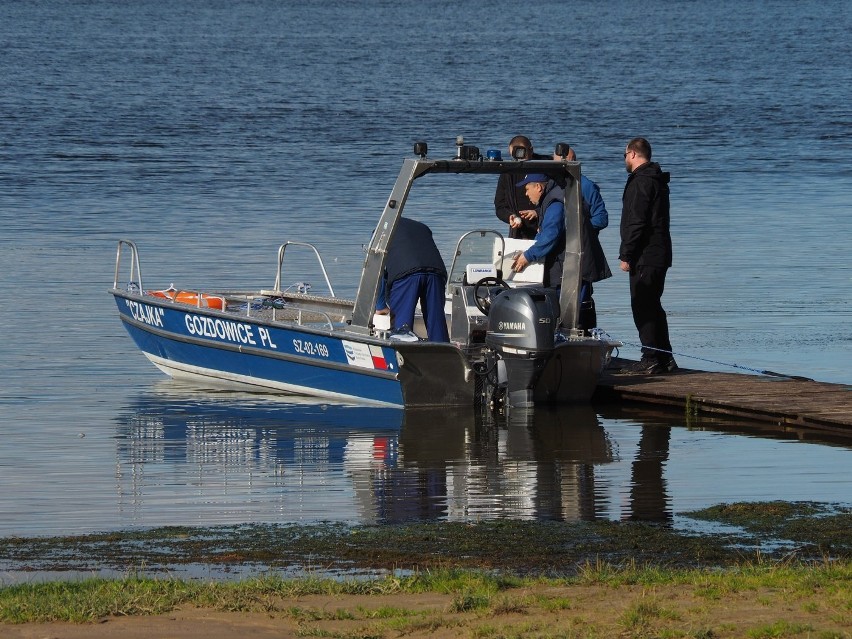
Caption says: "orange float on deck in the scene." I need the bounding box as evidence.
[149,288,225,310]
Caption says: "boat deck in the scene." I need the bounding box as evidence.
[224,304,350,328]
[594,359,851,437]
[149,291,356,329]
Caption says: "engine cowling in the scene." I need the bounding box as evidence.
[484,288,561,408]
[485,288,560,354]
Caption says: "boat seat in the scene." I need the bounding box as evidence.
[493,238,544,286]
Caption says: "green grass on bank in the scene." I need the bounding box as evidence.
[2,502,851,636]
[2,561,851,625]
[0,569,506,623]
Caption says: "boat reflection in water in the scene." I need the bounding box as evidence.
[113,382,671,526]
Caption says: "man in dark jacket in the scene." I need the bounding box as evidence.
[494,135,548,239]
[378,217,449,342]
[619,138,676,373]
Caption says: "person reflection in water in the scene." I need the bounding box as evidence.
[626,424,672,523]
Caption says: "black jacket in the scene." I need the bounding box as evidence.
[581,197,612,283]
[493,153,549,239]
[551,175,611,285]
[619,162,672,268]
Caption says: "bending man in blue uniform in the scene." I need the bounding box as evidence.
[510,174,566,288]
[376,217,450,342]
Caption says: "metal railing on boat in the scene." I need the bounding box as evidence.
[114,239,143,291]
[273,241,337,297]
[114,239,225,310]
[114,239,342,326]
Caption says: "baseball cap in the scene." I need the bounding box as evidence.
[515,173,548,187]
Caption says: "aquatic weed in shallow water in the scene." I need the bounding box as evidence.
[685,501,852,557]
[2,505,851,582]
[0,520,747,577]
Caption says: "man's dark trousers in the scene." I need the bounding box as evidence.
[628,266,672,361]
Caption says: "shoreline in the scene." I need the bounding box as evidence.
[2,501,851,637]
[2,501,851,581]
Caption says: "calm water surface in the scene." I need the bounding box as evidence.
[0,0,850,537]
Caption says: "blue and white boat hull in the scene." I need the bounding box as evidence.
[115,293,407,406]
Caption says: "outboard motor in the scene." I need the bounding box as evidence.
[484,287,560,408]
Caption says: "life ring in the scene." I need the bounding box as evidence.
[150,288,225,311]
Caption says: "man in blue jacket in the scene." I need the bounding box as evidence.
[510,174,566,288]
[619,137,676,374]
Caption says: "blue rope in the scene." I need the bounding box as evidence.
[602,333,814,382]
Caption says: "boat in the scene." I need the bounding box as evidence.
[110,138,620,409]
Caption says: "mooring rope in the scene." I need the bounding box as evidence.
[596,331,814,382]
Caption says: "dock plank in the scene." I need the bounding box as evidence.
[594,360,851,435]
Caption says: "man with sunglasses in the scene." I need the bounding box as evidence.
[619,138,676,374]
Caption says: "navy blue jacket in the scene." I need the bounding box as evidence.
[385,217,447,285]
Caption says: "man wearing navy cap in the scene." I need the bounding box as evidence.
[510,174,566,288]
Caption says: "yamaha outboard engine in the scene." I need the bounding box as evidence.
[484,287,560,408]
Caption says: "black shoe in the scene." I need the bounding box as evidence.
[661,357,678,373]
[619,358,662,374]
[619,357,676,375]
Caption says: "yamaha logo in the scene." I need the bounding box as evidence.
[498,321,526,331]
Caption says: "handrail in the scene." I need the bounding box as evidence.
[114,239,143,291]
[187,292,226,309]
[273,306,336,330]
[274,241,336,297]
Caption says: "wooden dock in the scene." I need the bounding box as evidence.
[593,359,851,436]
